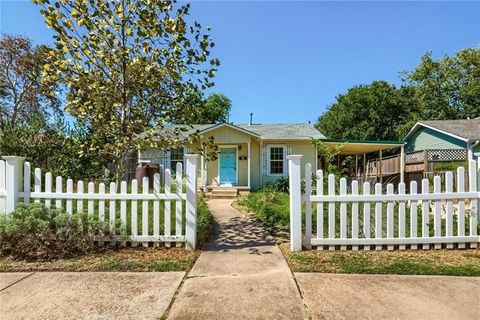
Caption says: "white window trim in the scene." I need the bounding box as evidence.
[267,144,287,176]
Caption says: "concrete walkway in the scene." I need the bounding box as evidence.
[167,199,306,319]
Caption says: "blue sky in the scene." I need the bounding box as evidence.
[1,1,479,124]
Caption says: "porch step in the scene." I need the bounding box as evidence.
[210,188,238,199]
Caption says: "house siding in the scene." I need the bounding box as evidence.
[405,127,467,152]
[261,140,316,187]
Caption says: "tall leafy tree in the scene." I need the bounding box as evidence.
[34,0,220,180]
[172,92,231,124]
[316,81,416,141]
[405,48,480,120]
[0,34,60,126]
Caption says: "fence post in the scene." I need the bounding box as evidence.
[288,155,303,252]
[2,156,25,213]
[185,154,199,250]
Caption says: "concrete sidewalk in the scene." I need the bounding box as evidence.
[0,272,184,320]
[167,199,306,319]
[296,273,480,320]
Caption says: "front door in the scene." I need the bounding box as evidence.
[219,148,237,185]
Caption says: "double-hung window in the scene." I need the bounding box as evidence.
[170,147,184,173]
[268,145,286,175]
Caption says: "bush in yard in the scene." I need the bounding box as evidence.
[237,186,290,229]
[0,203,125,260]
[196,195,213,248]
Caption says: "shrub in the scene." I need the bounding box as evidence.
[237,188,290,229]
[265,177,289,192]
[196,195,213,248]
[0,203,125,260]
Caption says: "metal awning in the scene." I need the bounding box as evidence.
[320,139,405,155]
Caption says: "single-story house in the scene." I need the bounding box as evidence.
[404,119,480,161]
[138,122,325,190]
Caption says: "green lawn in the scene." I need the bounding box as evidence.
[281,243,480,276]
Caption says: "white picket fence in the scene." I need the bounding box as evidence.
[288,155,480,252]
[0,155,199,249]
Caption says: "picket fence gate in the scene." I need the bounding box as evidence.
[0,155,199,249]
[287,155,480,252]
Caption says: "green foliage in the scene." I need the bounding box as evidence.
[316,81,416,141]
[33,0,220,180]
[237,187,290,229]
[196,194,213,248]
[311,139,349,177]
[432,161,468,172]
[173,92,231,124]
[406,48,480,121]
[0,114,110,181]
[0,34,60,126]
[0,203,125,260]
[265,177,289,193]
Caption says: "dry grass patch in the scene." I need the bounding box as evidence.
[280,243,480,276]
[0,247,200,272]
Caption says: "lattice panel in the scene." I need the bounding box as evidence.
[427,149,467,162]
[405,151,424,164]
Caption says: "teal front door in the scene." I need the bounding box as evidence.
[219,148,237,185]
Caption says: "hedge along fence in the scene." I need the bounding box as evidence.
[0,155,200,250]
[288,155,480,252]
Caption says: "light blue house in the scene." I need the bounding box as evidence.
[404,119,480,161]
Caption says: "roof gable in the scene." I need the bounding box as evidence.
[404,119,480,142]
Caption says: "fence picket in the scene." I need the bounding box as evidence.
[386,184,394,251]
[457,167,465,249]
[445,172,454,249]
[34,168,41,203]
[351,180,359,251]
[374,183,382,251]
[305,164,312,249]
[153,173,160,238]
[77,181,84,214]
[109,182,116,227]
[328,174,335,251]
[316,170,324,247]
[120,181,127,226]
[339,178,347,251]
[142,177,149,247]
[433,176,442,249]
[410,181,418,250]
[45,173,52,208]
[421,179,430,250]
[55,176,62,209]
[362,182,371,250]
[131,179,138,240]
[88,182,94,215]
[164,169,171,247]
[398,182,406,250]
[23,162,31,205]
[175,163,183,244]
[66,179,73,214]
[99,183,105,221]
[468,160,478,242]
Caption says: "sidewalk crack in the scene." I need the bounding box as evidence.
[0,272,36,292]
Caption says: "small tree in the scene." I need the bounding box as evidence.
[34,0,220,182]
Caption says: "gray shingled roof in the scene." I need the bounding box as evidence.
[419,119,480,141]
[143,123,325,140]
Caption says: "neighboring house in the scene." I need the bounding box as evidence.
[138,122,325,190]
[404,119,480,161]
